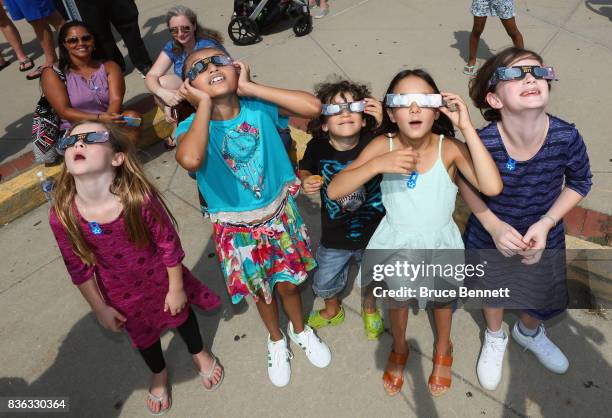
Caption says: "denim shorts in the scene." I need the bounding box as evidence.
[4,0,56,22]
[312,245,363,299]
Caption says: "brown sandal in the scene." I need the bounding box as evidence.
[382,347,409,396]
[428,342,453,397]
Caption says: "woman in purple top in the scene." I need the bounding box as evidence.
[145,5,227,148]
[41,21,141,143]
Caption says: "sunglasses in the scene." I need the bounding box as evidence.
[489,65,556,87]
[186,55,234,82]
[56,131,111,155]
[385,94,444,108]
[321,101,365,116]
[64,34,94,45]
[169,25,192,35]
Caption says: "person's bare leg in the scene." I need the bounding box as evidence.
[518,311,541,330]
[468,16,487,67]
[483,307,504,331]
[29,18,57,66]
[0,8,28,62]
[276,282,305,333]
[430,305,453,395]
[255,291,283,341]
[383,306,409,392]
[47,10,65,32]
[500,17,524,48]
[363,282,378,314]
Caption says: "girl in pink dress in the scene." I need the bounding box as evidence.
[49,120,222,415]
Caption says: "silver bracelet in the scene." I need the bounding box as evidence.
[540,214,557,227]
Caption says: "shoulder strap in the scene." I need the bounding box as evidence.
[438,134,444,158]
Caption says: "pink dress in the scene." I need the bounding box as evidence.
[49,197,221,349]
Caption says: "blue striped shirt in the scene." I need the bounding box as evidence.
[464,115,592,250]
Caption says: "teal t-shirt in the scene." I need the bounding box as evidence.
[175,97,293,213]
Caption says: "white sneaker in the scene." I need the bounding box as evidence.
[287,322,331,368]
[511,323,569,374]
[477,330,508,390]
[267,333,293,387]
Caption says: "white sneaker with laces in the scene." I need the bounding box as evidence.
[267,333,293,387]
[287,322,331,368]
[511,322,569,374]
[477,330,508,390]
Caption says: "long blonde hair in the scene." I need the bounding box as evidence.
[52,121,177,265]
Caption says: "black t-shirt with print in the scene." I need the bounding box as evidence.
[299,132,385,250]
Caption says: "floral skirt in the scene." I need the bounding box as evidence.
[212,196,316,304]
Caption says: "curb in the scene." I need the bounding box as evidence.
[0,106,171,224]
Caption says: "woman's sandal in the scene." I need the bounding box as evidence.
[199,356,224,391]
[382,347,409,396]
[19,57,34,72]
[428,342,453,397]
[146,387,172,416]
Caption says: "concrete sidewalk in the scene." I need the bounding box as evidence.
[0,1,611,417]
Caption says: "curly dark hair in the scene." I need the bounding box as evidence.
[307,77,377,140]
[380,69,455,138]
[469,47,546,122]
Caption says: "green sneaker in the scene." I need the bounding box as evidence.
[306,306,345,329]
[362,310,383,340]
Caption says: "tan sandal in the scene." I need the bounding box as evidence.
[428,342,453,397]
[382,347,409,396]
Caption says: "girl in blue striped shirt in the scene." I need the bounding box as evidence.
[460,47,592,390]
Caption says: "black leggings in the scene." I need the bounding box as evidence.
[138,308,204,374]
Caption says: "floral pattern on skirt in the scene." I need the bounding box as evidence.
[470,0,515,19]
[213,196,316,304]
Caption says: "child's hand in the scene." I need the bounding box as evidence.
[164,288,188,316]
[374,148,419,175]
[439,92,473,132]
[234,61,255,96]
[178,79,212,109]
[303,175,323,194]
[519,219,552,265]
[363,98,383,127]
[489,219,529,257]
[95,305,127,332]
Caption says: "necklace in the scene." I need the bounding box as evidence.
[505,158,516,171]
[89,221,102,235]
[406,171,419,189]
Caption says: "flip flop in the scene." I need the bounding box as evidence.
[0,60,10,71]
[199,356,224,391]
[463,64,477,76]
[146,387,172,416]
[19,57,34,72]
[26,66,46,80]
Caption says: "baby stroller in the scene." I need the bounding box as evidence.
[229,0,312,46]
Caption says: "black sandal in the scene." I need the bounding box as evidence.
[26,66,46,80]
[19,57,34,72]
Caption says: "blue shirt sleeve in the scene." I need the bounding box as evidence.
[174,113,196,143]
[162,40,176,61]
[564,129,592,197]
